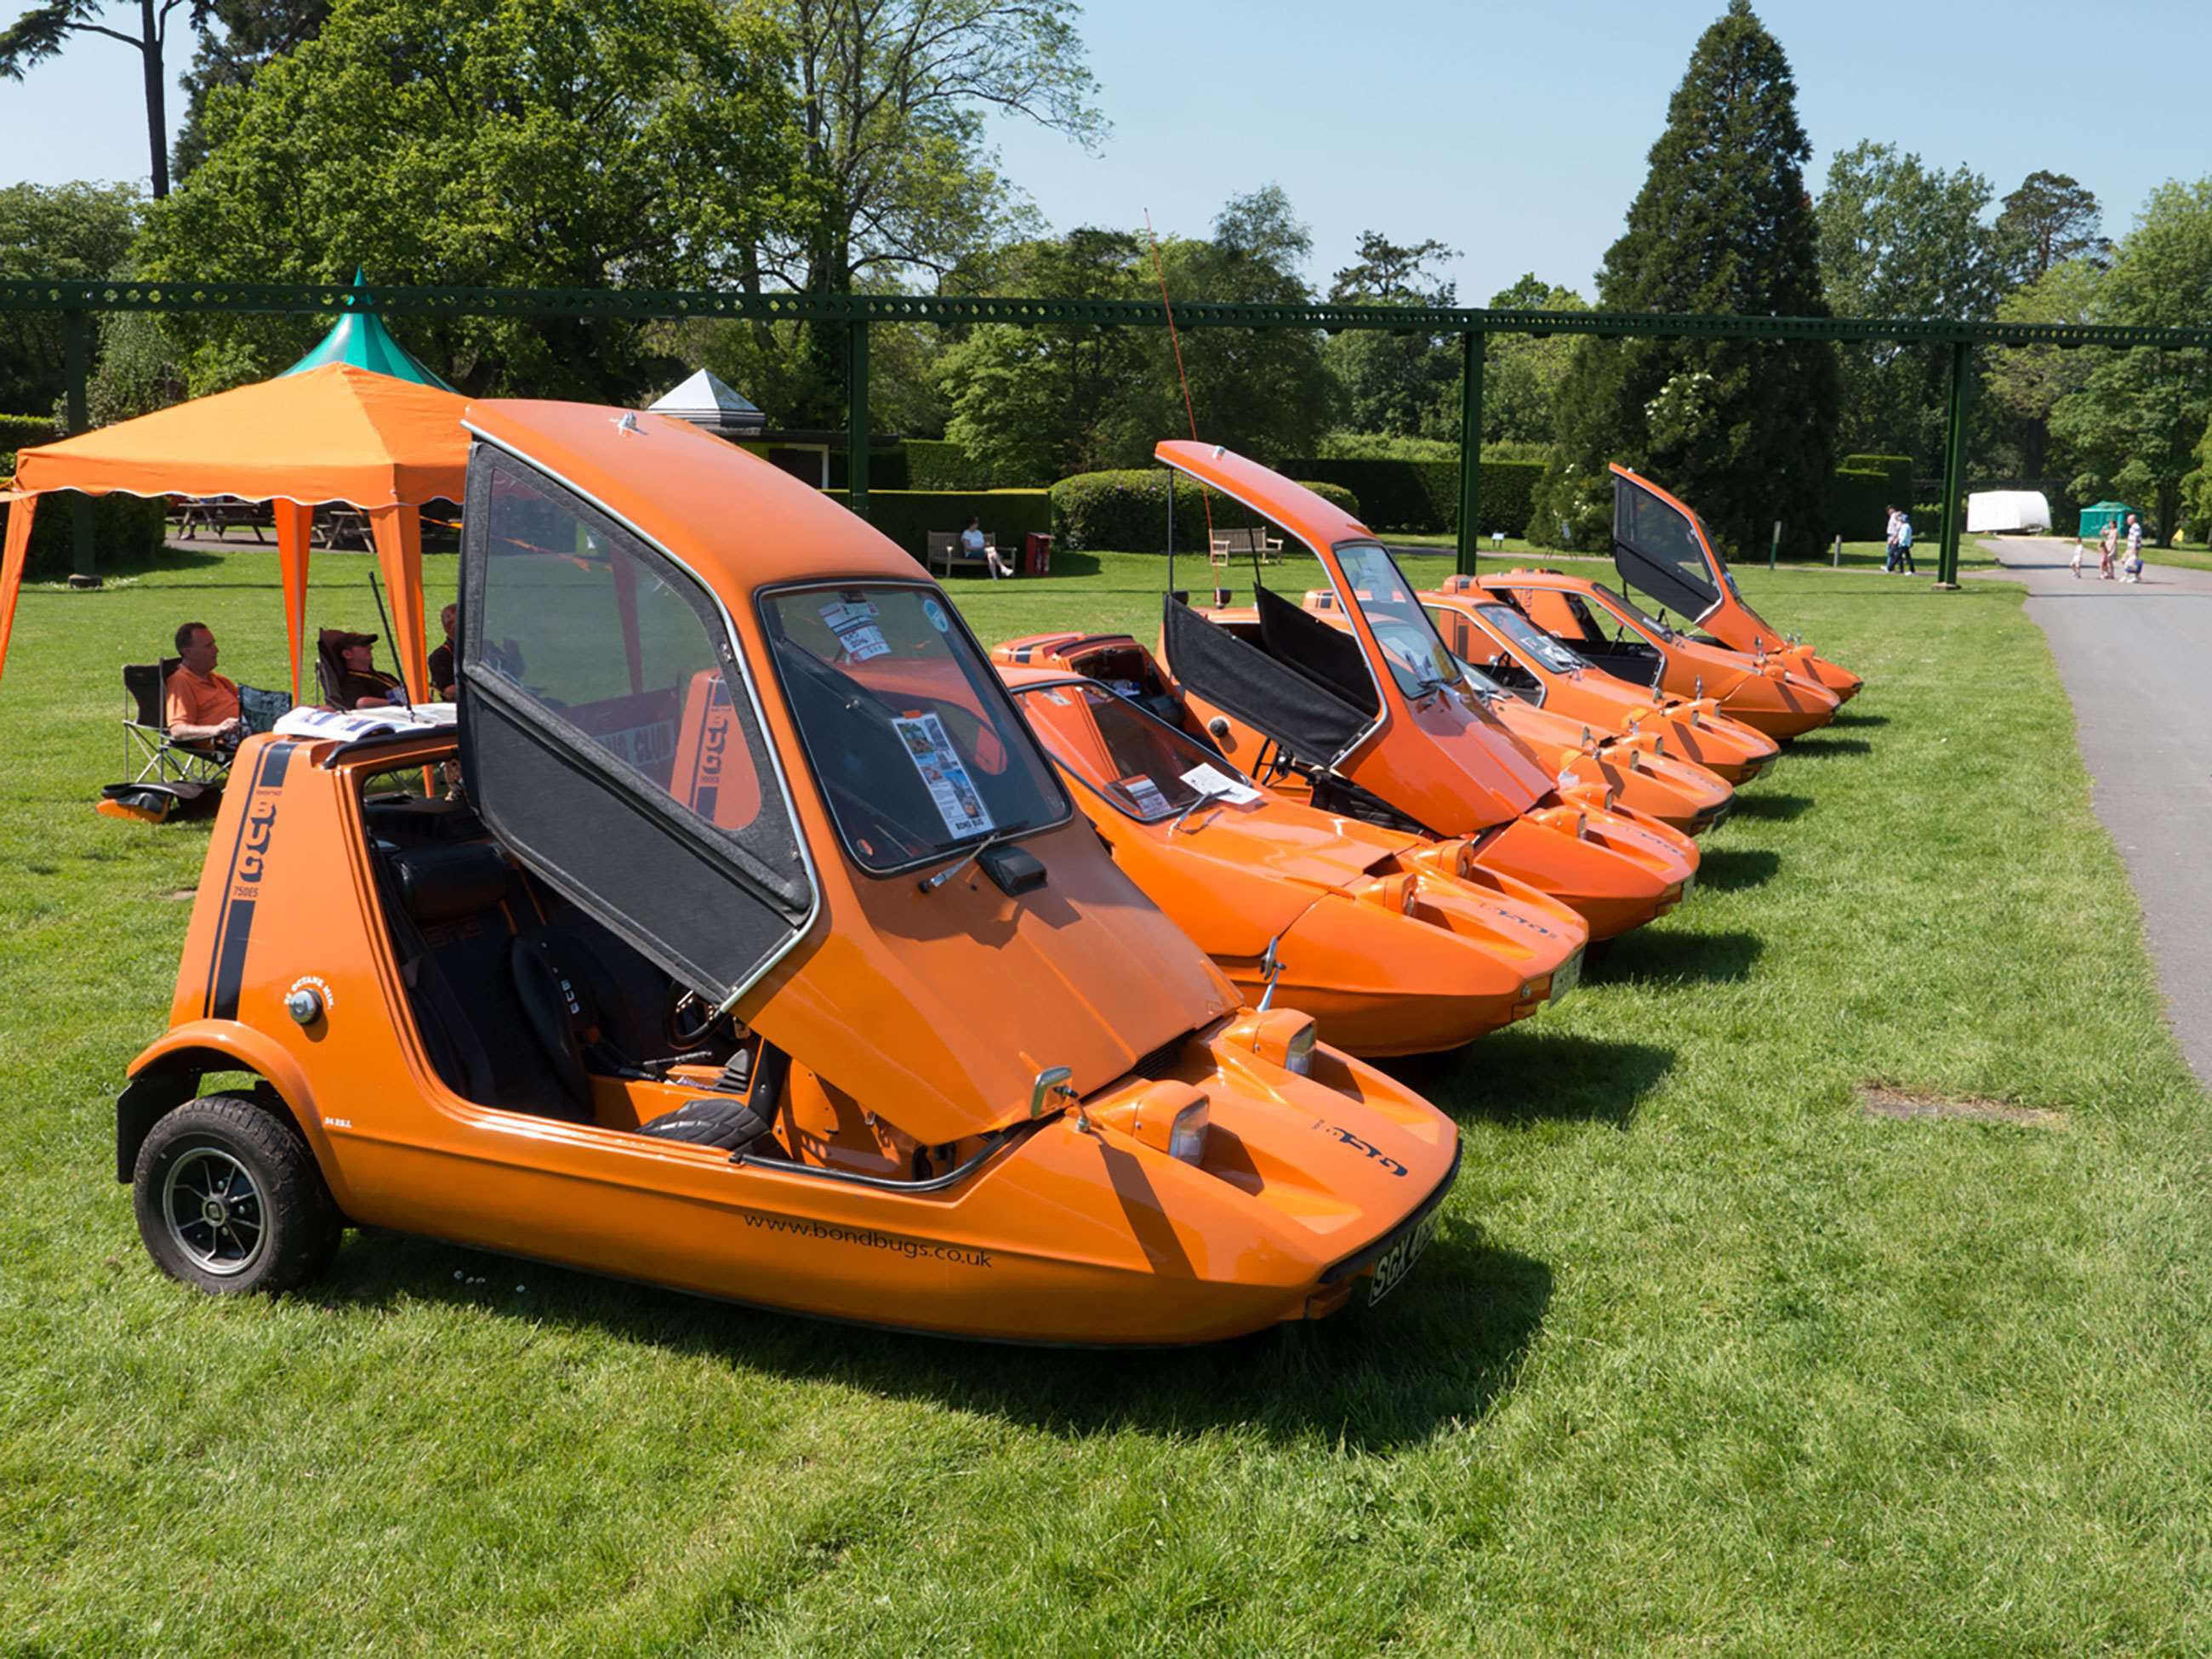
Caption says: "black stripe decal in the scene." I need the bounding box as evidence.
[208,899,257,1019]
[201,741,295,1020]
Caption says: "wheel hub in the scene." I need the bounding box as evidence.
[162,1145,266,1277]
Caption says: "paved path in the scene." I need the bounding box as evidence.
[1972,537,2212,1081]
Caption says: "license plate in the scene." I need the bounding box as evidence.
[1365,1205,1442,1305]
[1549,946,1584,1006]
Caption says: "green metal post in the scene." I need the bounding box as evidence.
[62,309,95,581]
[1936,339,1970,590]
[1456,331,1485,577]
[846,318,869,518]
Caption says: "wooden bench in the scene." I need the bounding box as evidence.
[926,528,998,577]
[1209,526,1283,568]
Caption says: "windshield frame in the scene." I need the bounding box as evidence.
[1331,538,1466,701]
[1587,582,1677,642]
[1013,677,1262,827]
[755,576,1074,879]
[1474,601,1591,676]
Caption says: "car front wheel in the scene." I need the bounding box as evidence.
[133,1094,341,1295]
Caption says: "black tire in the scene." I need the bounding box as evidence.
[132,1094,342,1296]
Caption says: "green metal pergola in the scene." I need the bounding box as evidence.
[8,276,2209,587]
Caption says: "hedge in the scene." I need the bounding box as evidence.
[824,448,909,491]
[1826,467,1892,543]
[821,487,1052,562]
[0,489,169,580]
[1048,470,1360,555]
[0,413,59,452]
[1839,453,1913,505]
[1277,457,1545,536]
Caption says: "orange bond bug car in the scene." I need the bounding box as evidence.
[1145,442,1698,944]
[114,401,1462,1344]
[991,639,1589,1057]
[1476,571,1840,742]
[1605,465,1861,704]
[1294,590,1736,837]
[1418,579,1782,789]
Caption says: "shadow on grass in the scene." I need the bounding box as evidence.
[319,1227,1550,1451]
[1389,1029,1675,1131]
[1593,926,1763,986]
[1691,847,1781,892]
[1726,791,1810,824]
[1783,733,1871,761]
[1829,710,1888,729]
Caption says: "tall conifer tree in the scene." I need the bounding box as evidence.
[1531,0,1838,561]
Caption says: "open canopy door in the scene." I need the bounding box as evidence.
[457,438,815,1006]
[1611,465,1722,624]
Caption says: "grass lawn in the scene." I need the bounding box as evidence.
[3,539,2209,1654]
[1379,533,2003,579]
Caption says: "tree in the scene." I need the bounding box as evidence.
[1816,140,2004,465]
[170,0,329,179]
[940,190,1332,482]
[1995,170,2108,284]
[139,0,808,402]
[1532,1,1837,559]
[756,0,1103,423]
[2050,178,2212,544]
[1483,274,1589,449]
[1323,230,1461,441]
[0,0,192,196]
[1984,257,2101,479]
[0,180,142,413]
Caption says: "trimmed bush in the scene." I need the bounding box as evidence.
[1049,470,1360,555]
[902,438,984,491]
[0,413,59,451]
[825,448,909,491]
[1826,467,1891,542]
[1839,453,1913,506]
[1278,457,1545,536]
[821,487,1052,562]
[3,490,169,580]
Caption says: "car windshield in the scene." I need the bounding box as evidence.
[1477,602,1588,674]
[1335,541,1462,698]
[1594,584,1675,641]
[1016,681,1257,824]
[761,584,1067,873]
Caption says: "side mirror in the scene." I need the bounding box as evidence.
[1029,1065,1075,1120]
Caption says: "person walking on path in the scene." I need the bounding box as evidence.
[2124,514,2146,583]
[1894,510,1916,575]
[2071,539,2086,579]
[2100,521,2118,580]
[1884,506,1901,573]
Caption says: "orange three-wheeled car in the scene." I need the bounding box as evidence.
[1147,443,1700,942]
[1476,570,1841,742]
[993,636,1589,1056]
[116,401,1462,1343]
[1605,464,1862,704]
[1419,579,1782,788]
[1295,589,1737,836]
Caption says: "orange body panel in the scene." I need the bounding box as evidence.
[1479,572,1840,741]
[1421,584,1782,788]
[1607,465,1862,703]
[994,651,1589,1057]
[123,403,1468,1345]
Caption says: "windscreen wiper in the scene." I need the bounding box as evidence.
[917,829,1006,892]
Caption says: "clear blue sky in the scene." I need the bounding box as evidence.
[3,0,2203,301]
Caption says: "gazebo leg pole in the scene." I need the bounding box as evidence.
[63,311,97,586]
[847,320,870,519]
[1457,331,1485,579]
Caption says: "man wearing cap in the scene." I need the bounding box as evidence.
[166,621,245,745]
[328,630,402,710]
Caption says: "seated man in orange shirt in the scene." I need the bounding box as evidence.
[165,621,245,747]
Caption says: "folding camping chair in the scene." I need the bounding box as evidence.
[122,658,292,784]
[123,658,232,785]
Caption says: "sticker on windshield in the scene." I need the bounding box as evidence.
[1177,761,1262,806]
[921,597,950,634]
[893,712,995,839]
[1119,774,1170,816]
[819,600,890,662]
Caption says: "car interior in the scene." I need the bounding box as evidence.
[1493,587,1664,690]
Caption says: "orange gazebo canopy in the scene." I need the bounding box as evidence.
[1,362,471,701]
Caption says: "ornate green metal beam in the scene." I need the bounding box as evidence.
[3,278,2208,351]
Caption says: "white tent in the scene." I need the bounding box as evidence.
[647,368,767,438]
[1966,490,2052,533]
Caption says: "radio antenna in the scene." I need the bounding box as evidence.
[1147,210,1215,559]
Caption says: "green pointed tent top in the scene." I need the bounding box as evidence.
[279,270,454,390]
